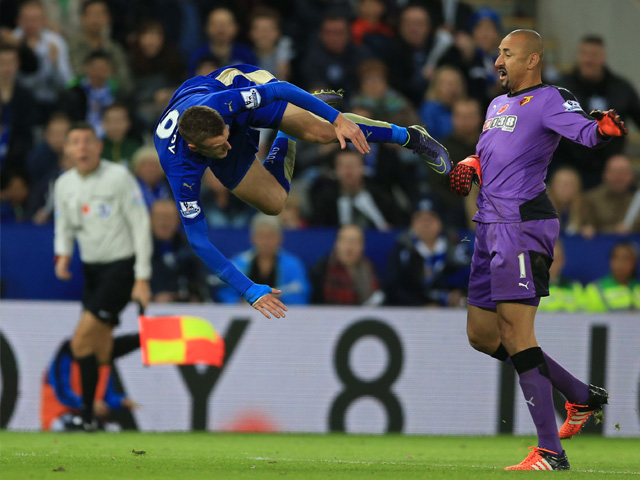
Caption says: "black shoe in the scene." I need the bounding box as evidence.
[64,415,100,432]
[504,447,570,471]
[559,384,609,439]
[311,88,344,106]
[404,125,452,175]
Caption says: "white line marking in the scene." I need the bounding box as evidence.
[241,456,640,474]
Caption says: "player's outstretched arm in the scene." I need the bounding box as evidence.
[183,220,288,318]
[259,81,368,153]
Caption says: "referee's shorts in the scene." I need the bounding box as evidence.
[82,257,135,326]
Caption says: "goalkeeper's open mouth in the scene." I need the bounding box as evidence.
[498,68,507,80]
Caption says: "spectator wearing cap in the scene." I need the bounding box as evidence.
[385,197,471,307]
[439,7,502,106]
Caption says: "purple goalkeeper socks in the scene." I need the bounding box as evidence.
[506,351,589,404]
[518,367,564,455]
[542,352,590,404]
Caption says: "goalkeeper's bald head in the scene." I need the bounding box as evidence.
[507,29,544,62]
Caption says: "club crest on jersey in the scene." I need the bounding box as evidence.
[96,203,112,219]
[497,104,509,114]
[240,88,261,109]
[179,201,201,219]
[520,96,533,106]
[562,100,583,112]
[483,115,518,132]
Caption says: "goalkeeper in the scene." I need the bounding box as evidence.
[447,30,627,471]
[154,64,452,319]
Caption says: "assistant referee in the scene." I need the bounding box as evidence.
[54,122,152,431]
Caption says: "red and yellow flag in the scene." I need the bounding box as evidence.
[138,315,225,366]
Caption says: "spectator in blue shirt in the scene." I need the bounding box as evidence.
[216,213,310,305]
[418,65,466,141]
[188,6,257,76]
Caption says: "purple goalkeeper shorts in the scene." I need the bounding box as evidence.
[467,219,559,309]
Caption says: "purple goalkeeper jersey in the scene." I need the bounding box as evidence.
[473,84,607,223]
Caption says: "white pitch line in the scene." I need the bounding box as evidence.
[243,456,640,475]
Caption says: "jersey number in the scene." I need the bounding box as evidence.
[518,253,526,279]
[156,109,180,139]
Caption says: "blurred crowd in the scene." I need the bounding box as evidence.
[1,0,639,309]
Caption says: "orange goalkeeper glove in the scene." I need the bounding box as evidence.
[449,155,482,197]
[590,109,628,137]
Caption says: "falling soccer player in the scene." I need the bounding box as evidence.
[154,63,451,319]
[448,30,627,470]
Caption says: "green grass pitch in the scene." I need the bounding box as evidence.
[1,432,638,479]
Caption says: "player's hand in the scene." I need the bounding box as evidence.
[48,41,59,63]
[0,28,19,47]
[590,109,628,137]
[93,400,109,418]
[333,113,371,154]
[449,155,482,197]
[54,255,72,280]
[131,279,151,310]
[120,398,139,410]
[252,288,288,319]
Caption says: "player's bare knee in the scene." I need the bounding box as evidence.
[260,202,285,216]
[258,190,287,215]
[95,337,113,364]
[467,332,496,354]
[467,334,484,352]
[70,334,93,357]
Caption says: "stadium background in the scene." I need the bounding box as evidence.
[1,0,640,439]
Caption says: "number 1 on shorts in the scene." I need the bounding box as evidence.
[517,253,526,278]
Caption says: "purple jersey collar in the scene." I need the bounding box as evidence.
[507,83,546,97]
